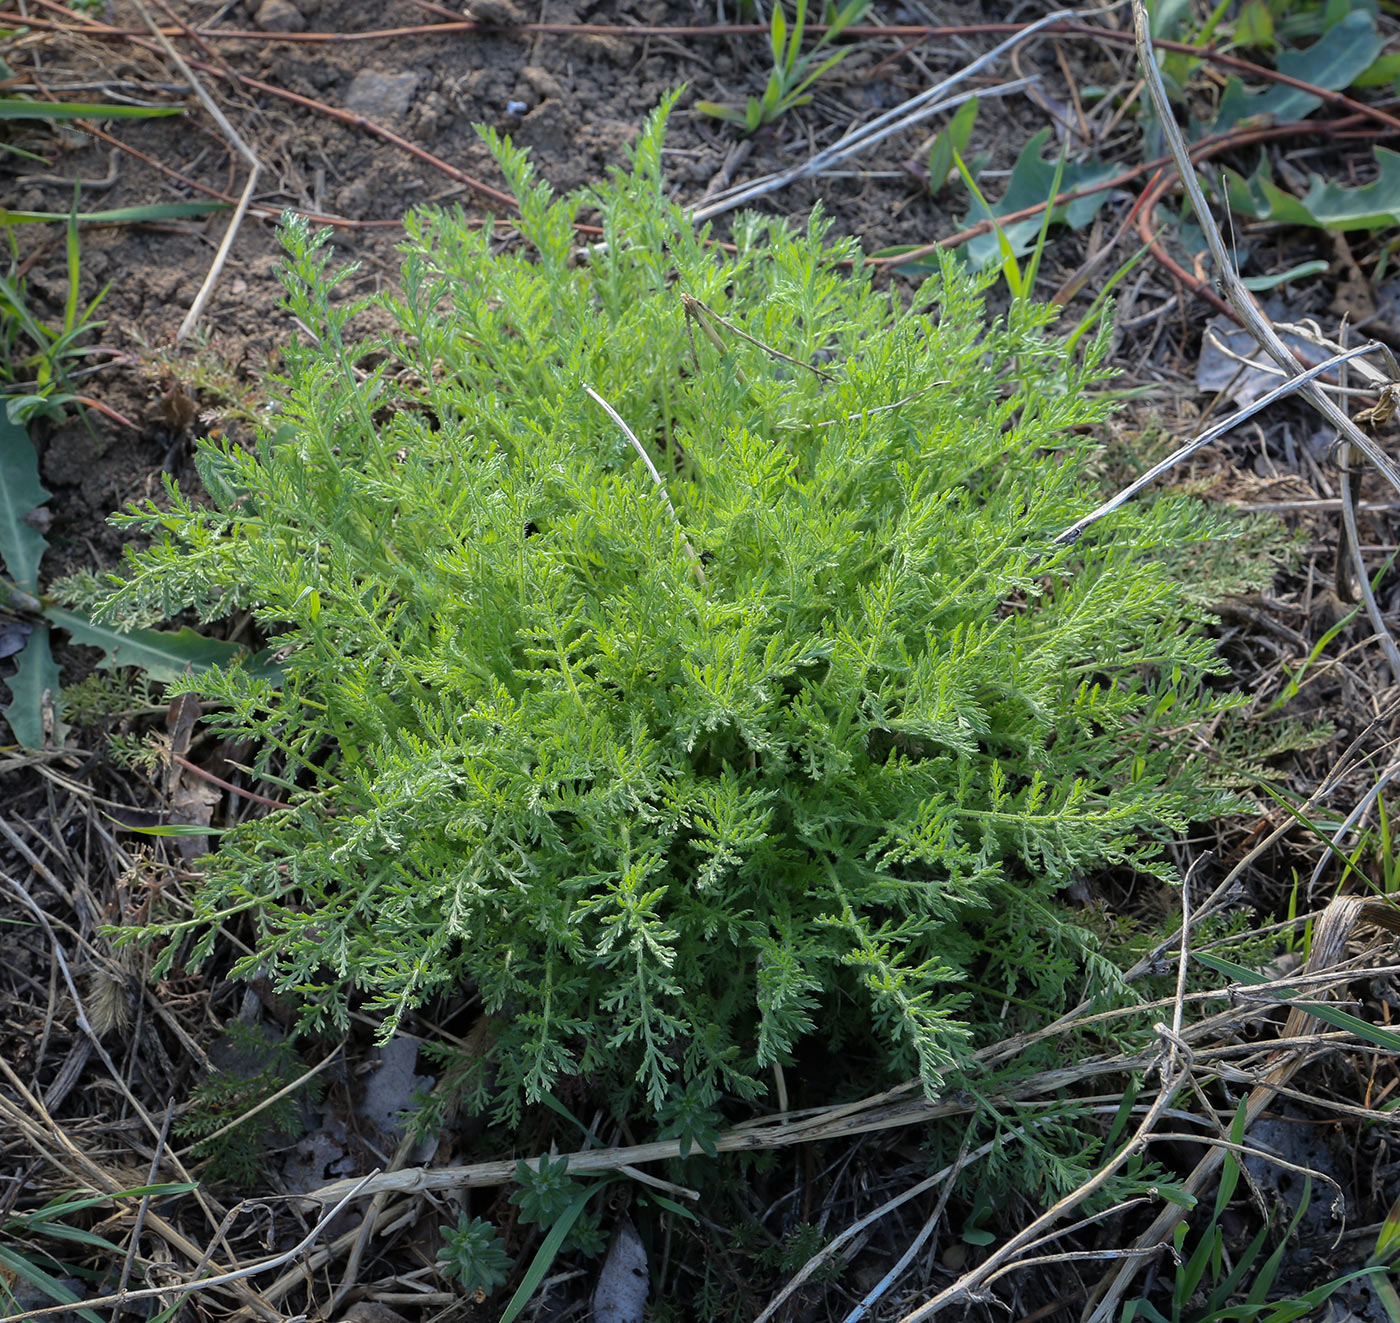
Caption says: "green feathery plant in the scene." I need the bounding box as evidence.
[100,93,1283,1150]
[174,1023,322,1185]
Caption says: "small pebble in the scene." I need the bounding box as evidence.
[520,65,563,100]
[467,0,523,22]
[254,0,305,32]
[505,99,529,117]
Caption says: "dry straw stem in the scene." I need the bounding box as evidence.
[684,8,1069,223]
[126,0,262,344]
[0,1060,286,1323]
[1307,754,1400,898]
[1127,0,1400,680]
[752,1137,999,1323]
[0,1165,377,1323]
[1054,341,1383,542]
[884,855,1207,1321]
[1081,893,1384,1321]
[585,385,706,587]
[300,944,1367,1212]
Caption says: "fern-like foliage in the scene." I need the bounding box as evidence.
[103,93,1280,1131]
[176,1024,320,1185]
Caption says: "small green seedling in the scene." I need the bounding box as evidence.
[0,203,109,425]
[697,0,870,133]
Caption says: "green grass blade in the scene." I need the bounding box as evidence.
[1022,138,1070,295]
[62,202,80,337]
[1,201,228,226]
[25,1184,199,1220]
[954,149,1022,296]
[0,98,183,120]
[1258,780,1381,894]
[788,0,806,73]
[0,1245,104,1323]
[1064,236,1156,357]
[824,0,872,43]
[498,1179,618,1323]
[1194,950,1400,1050]
[0,271,56,349]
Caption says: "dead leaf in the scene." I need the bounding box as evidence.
[592,1217,649,1323]
[338,1304,410,1323]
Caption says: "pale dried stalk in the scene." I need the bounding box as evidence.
[130,0,262,343]
[585,385,706,586]
[1054,341,1380,544]
[0,1062,283,1323]
[889,854,1206,1321]
[1122,0,1400,680]
[1082,894,1374,1321]
[690,9,1083,222]
[753,1138,999,1323]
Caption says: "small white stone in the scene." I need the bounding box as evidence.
[344,70,421,122]
[254,0,305,32]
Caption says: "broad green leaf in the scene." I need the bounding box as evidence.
[0,411,49,591]
[0,201,228,226]
[1354,51,1400,89]
[1214,11,1381,132]
[1149,0,1193,39]
[44,606,264,684]
[0,98,183,120]
[927,97,978,193]
[955,129,1118,273]
[1225,147,1400,232]
[1,628,61,748]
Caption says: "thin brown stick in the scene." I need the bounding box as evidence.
[129,0,262,342]
[17,5,1400,133]
[168,751,290,811]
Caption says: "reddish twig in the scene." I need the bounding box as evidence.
[1134,170,1234,321]
[869,117,1357,269]
[15,3,1400,136]
[170,751,290,811]
[13,3,1400,137]
[71,394,140,429]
